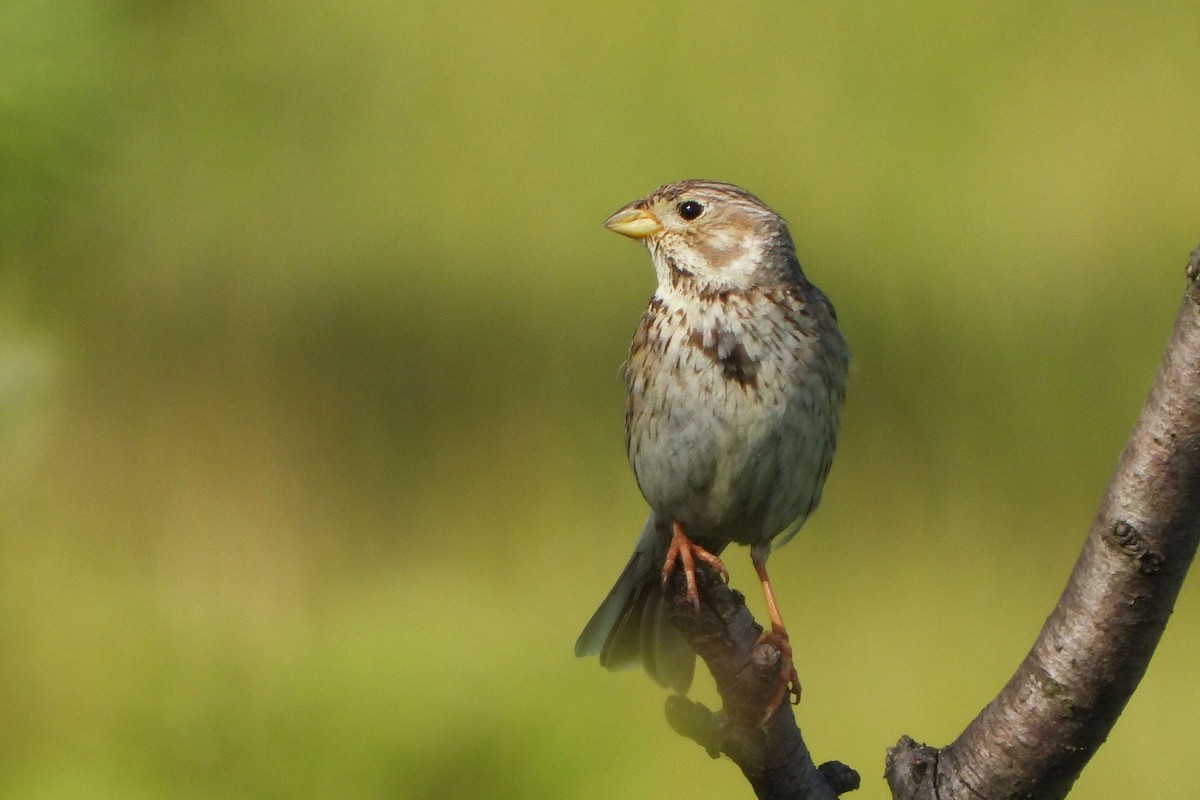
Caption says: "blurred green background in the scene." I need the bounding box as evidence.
[3,2,1199,798]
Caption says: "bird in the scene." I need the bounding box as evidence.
[575,180,849,714]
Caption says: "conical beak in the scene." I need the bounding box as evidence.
[603,204,663,239]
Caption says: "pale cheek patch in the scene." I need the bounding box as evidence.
[703,238,764,287]
[699,234,749,271]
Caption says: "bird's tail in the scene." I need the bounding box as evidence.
[574,514,695,693]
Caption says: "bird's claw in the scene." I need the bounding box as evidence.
[757,628,801,726]
[661,522,728,612]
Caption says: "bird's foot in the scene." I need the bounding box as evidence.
[661,521,729,613]
[756,626,801,726]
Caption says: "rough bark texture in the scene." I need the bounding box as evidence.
[664,568,859,799]
[669,250,1200,799]
[885,251,1200,799]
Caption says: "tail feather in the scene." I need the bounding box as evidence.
[639,585,695,692]
[575,515,695,693]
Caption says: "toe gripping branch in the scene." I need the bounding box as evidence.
[661,565,859,798]
[661,521,729,612]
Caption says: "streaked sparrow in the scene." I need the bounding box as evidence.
[576,180,849,714]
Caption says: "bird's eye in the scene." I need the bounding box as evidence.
[677,200,704,221]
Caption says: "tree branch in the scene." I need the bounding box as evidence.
[886,248,1200,799]
[664,568,860,799]
[667,248,1200,799]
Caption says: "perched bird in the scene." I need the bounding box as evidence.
[575,180,849,710]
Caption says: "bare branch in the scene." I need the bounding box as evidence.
[665,249,1200,800]
[888,250,1200,798]
[665,568,859,799]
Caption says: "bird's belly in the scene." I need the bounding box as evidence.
[628,366,834,547]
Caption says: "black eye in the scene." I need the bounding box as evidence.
[677,200,704,220]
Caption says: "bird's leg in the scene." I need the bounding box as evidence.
[661,520,729,612]
[752,549,801,724]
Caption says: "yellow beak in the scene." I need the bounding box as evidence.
[603,205,663,239]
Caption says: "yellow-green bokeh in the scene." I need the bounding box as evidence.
[3,3,1200,798]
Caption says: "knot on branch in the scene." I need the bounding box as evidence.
[1104,520,1164,575]
[818,761,862,796]
[664,694,725,759]
[665,694,772,769]
[885,736,941,800]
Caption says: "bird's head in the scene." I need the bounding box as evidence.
[603,180,798,293]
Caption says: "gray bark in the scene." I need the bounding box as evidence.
[668,249,1200,799]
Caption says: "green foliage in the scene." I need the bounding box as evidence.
[2,3,1200,798]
